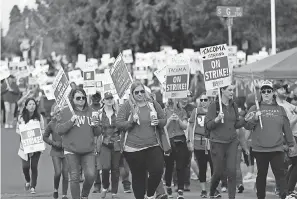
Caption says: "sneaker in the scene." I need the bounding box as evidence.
[124,188,132,193]
[9,124,13,128]
[221,187,227,193]
[62,196,68,199]
[112,194,119,199]
[243,172,253,180]
[24,183,30,191]
[275,188,280,196]
[167,187,173,198]
[53,191,58,199]
[210,190,222,199]
[30,188,36,194]
[157,194,168,199]
[287,191,297,198]
[200,190,208,198]
[81,197,88,199]
[184,185,190,192]
[237,184,244,193]
[177,190,184,199]
[4,124,9,129]
[191,173,199,180]
[101,188,108,199]
[93,187,101,193]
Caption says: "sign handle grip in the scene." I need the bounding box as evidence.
[218,88,224,123]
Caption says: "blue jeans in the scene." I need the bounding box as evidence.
[52,156,69,195]
[66,153,96,199]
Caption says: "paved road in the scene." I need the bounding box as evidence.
[1,127,279,199]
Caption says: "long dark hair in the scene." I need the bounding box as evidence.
[21,98,40,124]
[70,88,88,110]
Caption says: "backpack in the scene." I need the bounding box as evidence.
[204,101,239,138]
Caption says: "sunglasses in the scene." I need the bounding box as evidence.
[75,96,86,101]
[105,97,113,100]
[134,90,145,95]
[261,89,272,94]
[200,99,208,102]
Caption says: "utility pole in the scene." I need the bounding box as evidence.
[271,0,276,55]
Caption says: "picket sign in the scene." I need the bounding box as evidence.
[41,84,55,100]
[109,53,133,99]
[165,54,190,99]
[52,68,75,116]
[0,61,10,80]
[19,121,45,154]
[200,44,232,123]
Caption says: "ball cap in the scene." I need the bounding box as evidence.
[104,92,113,99]
[260,80,273,89]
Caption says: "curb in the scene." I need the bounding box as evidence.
[1,192,52,199]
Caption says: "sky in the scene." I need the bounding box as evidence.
[1,0,37,35]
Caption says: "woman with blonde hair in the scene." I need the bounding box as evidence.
[116,81,167,199]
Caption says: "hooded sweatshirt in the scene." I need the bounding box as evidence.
[56,106,101,154]
[244,102,295,152]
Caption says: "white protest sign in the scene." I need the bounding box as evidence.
[135,53,146,67]
[68,70,83,84]
[200,44,231,90]
[228,46,238,68]
[9,62,19,75]
[83,70,96,95]
[122,49,134,64]
[41,85,55,100]
[165,55,190,99]
[154,65,167,89]
[12,57,21,63]
[134,66,149,79]
[154,52,167,70]
[78,54,87,63]
[19,121,45,154]
[237,50,246,66]
[0,61,10,80]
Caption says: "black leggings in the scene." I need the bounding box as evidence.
[22,152,41,189]
[124,146,164,199]
[164,142,190,190]
[52,156,69,195]
[194,150,213,183]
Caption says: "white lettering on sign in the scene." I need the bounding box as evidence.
[22,136,43,146]
[204,68,229,81]
[227,8,231,15]
[27,130,36,137]
[173,76,181,83]
[166,83,187,91]
[211,60,221,69]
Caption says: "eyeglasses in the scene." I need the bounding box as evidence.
[105,97,113,100]
[261,89,272,94]
[200,99,208,102]
[134,90,145,95]
[75,96,86,101]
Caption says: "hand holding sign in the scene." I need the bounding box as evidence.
[215,112,224,123]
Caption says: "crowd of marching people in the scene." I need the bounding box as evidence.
[2,58,297,199]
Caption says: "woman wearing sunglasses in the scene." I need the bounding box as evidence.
[56,88,101,199]
[188,93,213,198]
[205,85,246,199]
[163,98,189,199]
[99,92,122,199]
[116,81,167,199]
[244,80,295,199]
